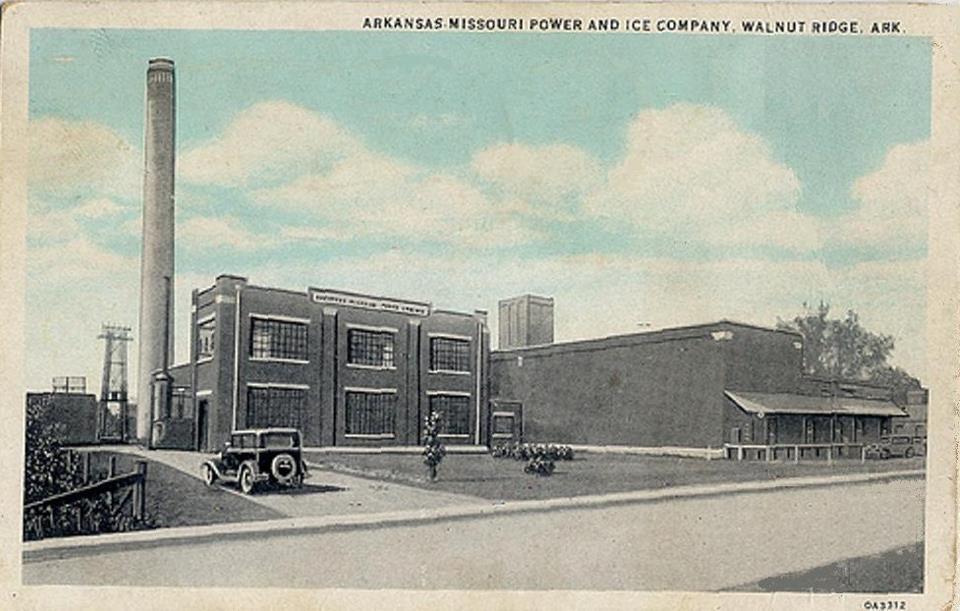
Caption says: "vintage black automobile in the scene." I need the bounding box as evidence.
[201,428,308,494]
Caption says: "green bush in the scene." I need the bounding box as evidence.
[23,396,157,541]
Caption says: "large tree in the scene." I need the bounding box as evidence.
[776,302,921,392]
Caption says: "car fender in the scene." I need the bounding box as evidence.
[241,459,269,482]
[201,459,226,479]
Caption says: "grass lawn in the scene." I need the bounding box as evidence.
[305,451,924,502]
[736,542,924,593]
[86,451,284,528]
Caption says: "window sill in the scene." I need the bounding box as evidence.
[196,356,214,365]
[427,369,472,376]
[346,363,397,371]
[249,357,310,364]
[492,433,514,439]
[438,434,470,439]
[344,433,396,439]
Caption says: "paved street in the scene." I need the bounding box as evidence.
[24,477,924,591]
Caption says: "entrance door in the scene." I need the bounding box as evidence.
[197,400,209,451]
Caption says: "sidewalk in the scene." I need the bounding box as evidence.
[23,461,923,563]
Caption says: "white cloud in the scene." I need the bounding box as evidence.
[471,142,603,205]
[182,100,826,252]
[838,140,930,248]
[27,209,81,242]
[240,250,925,380]
[28,237,135,284]
[74,197,127,218]
[29,196,131,243]
[29,117,140,198]
[179,216,273,251]
[278,225,349,243]
[255,148,540,247]
[179,100,362,188]
[584,104,817,251]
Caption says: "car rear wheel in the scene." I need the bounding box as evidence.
[905,447,915,459]
[881,449,891,459]
[239,465,256,494]
[202,464,217,487]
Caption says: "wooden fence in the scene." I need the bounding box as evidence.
[724,443,868,464]
[23,453,147,540]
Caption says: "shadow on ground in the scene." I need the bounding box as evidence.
[215,484,346,496]
[730,542,923,593]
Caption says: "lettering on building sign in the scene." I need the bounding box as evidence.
[310,289,431,316]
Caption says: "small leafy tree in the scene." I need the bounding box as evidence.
[777,302,922,395]
[422,410,446,482]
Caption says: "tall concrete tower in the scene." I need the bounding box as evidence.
[498,294,554,349]
[136,57,176,444]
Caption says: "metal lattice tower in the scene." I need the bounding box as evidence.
[98,324,133,442]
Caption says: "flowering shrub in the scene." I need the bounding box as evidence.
[422,410,447,482]
[491,442,574,462]
[524,455,556,477]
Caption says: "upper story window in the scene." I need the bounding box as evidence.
[250,317,308,361]
[347,329,395,368]
[197,316,216,360]
[429,336,470,372]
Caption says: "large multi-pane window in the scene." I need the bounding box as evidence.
[347,329,395,368]
[429,337,471,372]
[246,386,305,429]
[429,394,471,436]
[345,391,396,436]
[250,317,308,361]
[197,317,216,359]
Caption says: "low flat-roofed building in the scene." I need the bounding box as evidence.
[490,318,908,459]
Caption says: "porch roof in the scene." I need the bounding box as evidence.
[725,391,907,418]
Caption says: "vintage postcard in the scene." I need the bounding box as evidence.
[0,1,957,609]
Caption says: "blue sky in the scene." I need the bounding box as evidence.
[26,28,932,395]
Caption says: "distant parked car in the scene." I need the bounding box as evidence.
[201,428,308,494]
[864,435,926,460]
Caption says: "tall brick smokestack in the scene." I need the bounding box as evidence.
[136,57,175,444]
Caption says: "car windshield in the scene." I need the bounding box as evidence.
[261,432,299,449]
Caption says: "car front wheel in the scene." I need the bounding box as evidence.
[239,465,256,494]
[202,464,217,488]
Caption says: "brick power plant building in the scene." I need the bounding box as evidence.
[132,58,915,457]
[150,280,911,458]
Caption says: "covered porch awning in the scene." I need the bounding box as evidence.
[725,390,907,418]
